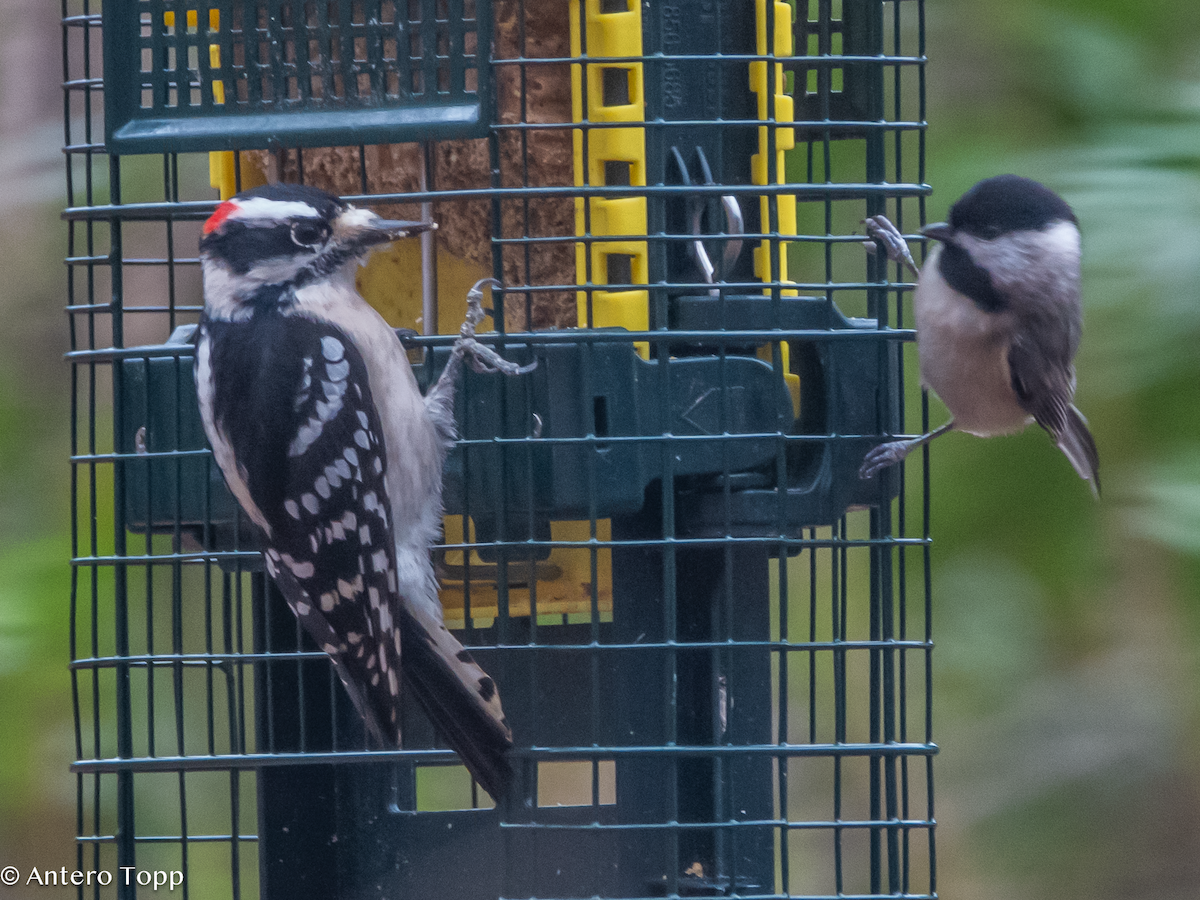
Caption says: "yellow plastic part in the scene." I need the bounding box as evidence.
[748,0,800,417]
[356,243,489,332]
[439,519,614,623]
[166,8,227,107]
[570,0,650,358]
[164,9,201,31]
[198,1,607,619]
[208,151,268,199]
[207,10,224,104]
[750,0,797,297]
[756,341,801,418]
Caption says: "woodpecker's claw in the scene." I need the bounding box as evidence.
[456,278,537,376]
[461,339,537,376]
[863,215,921,279]
[463,278,499,334]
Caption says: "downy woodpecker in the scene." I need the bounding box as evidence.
[196,183,525,798]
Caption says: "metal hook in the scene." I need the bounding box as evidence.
[672,146,744,296]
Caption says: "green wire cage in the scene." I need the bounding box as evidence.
[64,0,935,897]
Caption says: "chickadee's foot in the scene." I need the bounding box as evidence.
[859,421,955,480]
[858,440,915,480]
[456,278,537,376]
[863,215,921,278]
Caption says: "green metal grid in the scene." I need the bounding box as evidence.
[103,0,492,153]
[65,0,936,897]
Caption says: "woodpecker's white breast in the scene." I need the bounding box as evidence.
[913,244,1032,437]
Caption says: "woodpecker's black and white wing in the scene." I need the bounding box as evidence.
[198,308,514,797]
[199,312,405,747]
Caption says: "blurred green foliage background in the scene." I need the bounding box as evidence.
[1,0,1198,896]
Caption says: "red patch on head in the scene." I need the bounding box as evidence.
[203,200,240,235]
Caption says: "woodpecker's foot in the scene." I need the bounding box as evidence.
[459,337,537,376]
[858,440,914,480]
[461,278,499,335]
[863,215,920,278]
[457,279,537,376]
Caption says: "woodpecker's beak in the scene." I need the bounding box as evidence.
[367,218,438,243]
[334,208,438,249]
[920,222,954,243]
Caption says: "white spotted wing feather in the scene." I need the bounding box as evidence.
[197,313,513,797]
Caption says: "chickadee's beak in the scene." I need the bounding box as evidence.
[334,208,438,249]
[920,222,954,243]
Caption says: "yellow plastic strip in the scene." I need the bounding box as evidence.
[751,0,800,415]
[570,0,650,359]
[750,0,796,295]
[202,6,239,193]
[206,9,224,104]
[209,151,268,199]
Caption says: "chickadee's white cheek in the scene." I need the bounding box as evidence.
[1041,220,1081,257]
[957,222,1080,295]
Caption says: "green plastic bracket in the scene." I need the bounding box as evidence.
[119,298,898,555]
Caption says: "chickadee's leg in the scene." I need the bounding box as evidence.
[858,420,956,480]
[858,216,931,480]
[863,215,921,279]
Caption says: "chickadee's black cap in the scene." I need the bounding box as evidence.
[948,174,1077,238]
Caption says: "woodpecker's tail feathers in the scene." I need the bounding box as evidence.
[1057,404,1100,498]
[398,602,514,801]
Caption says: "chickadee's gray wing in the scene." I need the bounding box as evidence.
[1008,334,1100,493]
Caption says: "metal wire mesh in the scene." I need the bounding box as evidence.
[65,0,934,897]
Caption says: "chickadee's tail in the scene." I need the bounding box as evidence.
[398,603,514,801]
[1057,404,1101,498]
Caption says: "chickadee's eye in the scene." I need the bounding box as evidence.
[291,221,328,248]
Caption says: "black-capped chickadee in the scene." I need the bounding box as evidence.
[859,175,1100,495]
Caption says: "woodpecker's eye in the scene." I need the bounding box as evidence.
[291,220,328,248]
